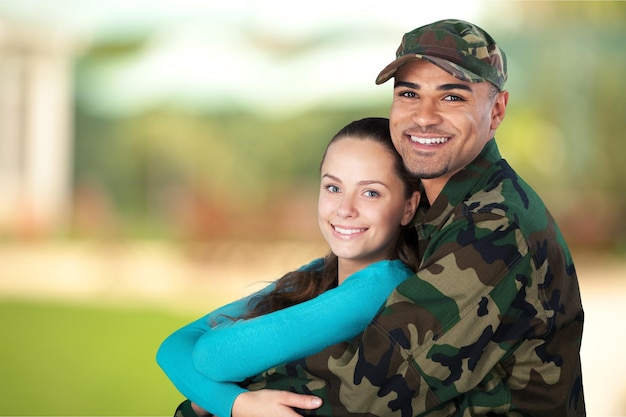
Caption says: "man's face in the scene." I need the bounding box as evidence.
[389,60,507,199]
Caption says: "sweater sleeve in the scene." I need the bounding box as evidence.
[157,259,328,417]
[192,260,414,382]
[156,282,276,417]
[157,316,245,417]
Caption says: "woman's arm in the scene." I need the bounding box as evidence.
[192,260,414,382]
[158,259,412,415]
[158,315,323,417]
[157,317,246,417]
[157,282,278,417]
[157,260,322,417]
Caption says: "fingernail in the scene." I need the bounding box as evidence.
[312,398,323,407]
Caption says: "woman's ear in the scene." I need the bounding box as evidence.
[401,191,421,226]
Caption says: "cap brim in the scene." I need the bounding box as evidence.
[375,54,483,85]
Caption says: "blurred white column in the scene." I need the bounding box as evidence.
[0,21,79,236]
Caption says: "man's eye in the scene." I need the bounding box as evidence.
[399,91,417,98]
[443,94,464,102]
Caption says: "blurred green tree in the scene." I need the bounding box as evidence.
[72,3,626,250]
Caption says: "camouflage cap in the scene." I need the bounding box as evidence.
[376,19,507,90]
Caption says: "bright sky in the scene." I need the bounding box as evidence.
[0,0,497,116]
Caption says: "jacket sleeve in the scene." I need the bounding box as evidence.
[192,260,414,382]
[373,214,533,404]
[378,213,583,415]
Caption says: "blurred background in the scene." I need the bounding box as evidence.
[0,0,624,415]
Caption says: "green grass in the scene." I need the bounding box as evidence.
[0,299,200,416]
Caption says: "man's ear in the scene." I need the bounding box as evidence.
[401,191,421,226]
[490,90,509,131]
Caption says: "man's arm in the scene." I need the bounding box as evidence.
[294,214,582,415]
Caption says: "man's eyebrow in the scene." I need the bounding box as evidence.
[438,83,473,92]
[393,81,473,92]
[394,81,419,89]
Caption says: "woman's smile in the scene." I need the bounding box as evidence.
[331,224,368,239]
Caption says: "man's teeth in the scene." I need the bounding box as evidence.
[410,136,448,144]
[334,226,365,235]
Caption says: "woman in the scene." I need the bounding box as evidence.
[157,117,422,417]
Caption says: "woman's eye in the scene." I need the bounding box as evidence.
[325,185,340,193]
[364,190,380,198]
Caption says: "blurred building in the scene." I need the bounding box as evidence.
[0,20,79,237]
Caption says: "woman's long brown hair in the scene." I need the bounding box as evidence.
[242,117,420,319]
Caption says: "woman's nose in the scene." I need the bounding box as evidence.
[336,195,357,219]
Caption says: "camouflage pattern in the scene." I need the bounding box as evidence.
[376,19,508,90]
[173,399,204,417]
[245,140,585,416]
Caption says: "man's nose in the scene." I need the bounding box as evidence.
[412,99,443,127]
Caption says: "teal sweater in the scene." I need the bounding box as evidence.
[156,258,413,417]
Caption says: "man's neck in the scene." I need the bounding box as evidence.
[421,176,450,204]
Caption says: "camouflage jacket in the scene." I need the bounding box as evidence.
[245,139,585,416]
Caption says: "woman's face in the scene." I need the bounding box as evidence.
[318,137,419,279]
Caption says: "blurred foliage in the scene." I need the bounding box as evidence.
[491,1,626,251]
[71,1,626,251]
[73,101,388,240]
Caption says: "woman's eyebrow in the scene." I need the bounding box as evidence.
[359,180,390,190]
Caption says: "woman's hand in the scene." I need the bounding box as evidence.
[232,390,323,417]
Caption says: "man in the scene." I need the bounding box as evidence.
[231,19,585,416]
